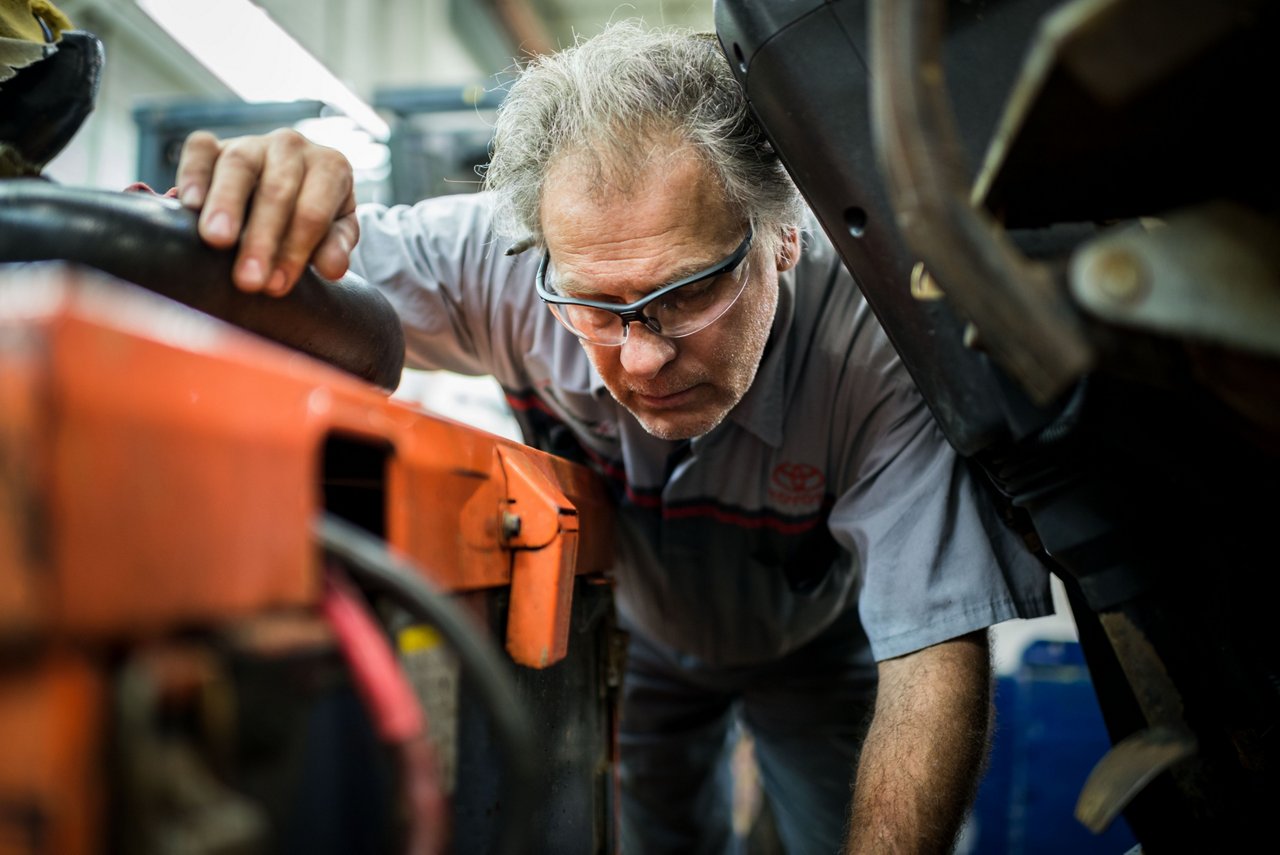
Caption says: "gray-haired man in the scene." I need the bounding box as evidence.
[181,22,1052,854]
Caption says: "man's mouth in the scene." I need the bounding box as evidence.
[633,385,700,410]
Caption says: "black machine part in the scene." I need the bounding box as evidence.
[317,514,539,855]
[0,30,103,175]
[0,180,406,390]
[716,0,1279,851]
[717,0,1080,457]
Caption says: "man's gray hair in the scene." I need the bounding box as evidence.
[483,21,805,249]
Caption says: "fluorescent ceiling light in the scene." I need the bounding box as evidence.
[137,0,389,140]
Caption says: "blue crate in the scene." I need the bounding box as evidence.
[966,640,1138,855]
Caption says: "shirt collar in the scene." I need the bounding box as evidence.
[725,267,794,448]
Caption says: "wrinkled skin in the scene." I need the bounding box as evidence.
[176,128,357,294]
[541,146,799,440]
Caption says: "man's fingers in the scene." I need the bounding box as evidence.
[174,130,221,209]
[197,135,265,253]
[310,214,360,284]
[177,128,358,295]
[235,132,308,292]
[266,149,356,293]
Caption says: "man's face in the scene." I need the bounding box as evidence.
[540,147,793,440]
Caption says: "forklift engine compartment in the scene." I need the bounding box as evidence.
[0,249,620,853]
[2,0,1279,852]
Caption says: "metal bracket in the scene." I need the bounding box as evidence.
[1075,725,1198,833]
[495,446,580,669]
[1071,203,1280,358]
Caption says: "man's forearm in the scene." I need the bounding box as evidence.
[845,630,993,854]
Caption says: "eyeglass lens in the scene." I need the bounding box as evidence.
[550,256,751,345]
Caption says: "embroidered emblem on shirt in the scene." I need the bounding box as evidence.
[768,462,826,509]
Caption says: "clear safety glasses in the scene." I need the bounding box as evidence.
[535,226,754,346]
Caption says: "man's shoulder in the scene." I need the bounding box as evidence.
[784,221,923,428]
[789,223,881,354]
[352,191,517,274]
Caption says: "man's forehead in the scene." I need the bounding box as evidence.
[543,141,724,223]
[538,139,743,292]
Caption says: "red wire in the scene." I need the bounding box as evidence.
[322,564,449,855]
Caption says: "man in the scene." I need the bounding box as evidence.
[180,23,1052,854]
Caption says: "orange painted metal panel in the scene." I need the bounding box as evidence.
[0,651,105,855]
[500,447,580,667]
[387,417,514,591]
[37,278,321,634]
[501,440,614,581]
[0,264,614,668]
[0,319,49,638]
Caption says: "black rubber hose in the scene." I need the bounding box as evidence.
[0,179,405,390]
[315,514,536,855]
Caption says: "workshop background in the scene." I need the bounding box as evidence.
[39,1,1129,851]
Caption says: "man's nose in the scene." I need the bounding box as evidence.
[619,322,677,378]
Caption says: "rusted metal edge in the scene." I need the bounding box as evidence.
[868,0,1092,403]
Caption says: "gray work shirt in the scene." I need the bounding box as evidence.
[351,192,1052,668]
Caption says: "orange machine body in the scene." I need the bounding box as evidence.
[0,264,617,854]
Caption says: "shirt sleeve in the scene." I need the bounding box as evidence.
[827,353,1054,662]
[348,192,542,383]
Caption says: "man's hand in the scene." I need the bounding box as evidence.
[175,128,358,295]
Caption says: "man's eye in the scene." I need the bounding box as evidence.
[684,280,716,299]
[660,278,718,312]
[565,306,614,331]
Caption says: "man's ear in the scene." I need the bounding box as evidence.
[776,226,800,273]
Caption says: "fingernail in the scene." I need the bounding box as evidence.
[205,211,233,242]
[180,185,203,208]
[266,270,288,295]
[239,258,265,288]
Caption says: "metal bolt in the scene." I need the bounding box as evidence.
[501,511,522,540]
[910,262,945,301]
[1089,248,1148,305]
[962,322,983,351]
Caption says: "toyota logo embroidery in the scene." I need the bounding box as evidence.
[769,462,825,509]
